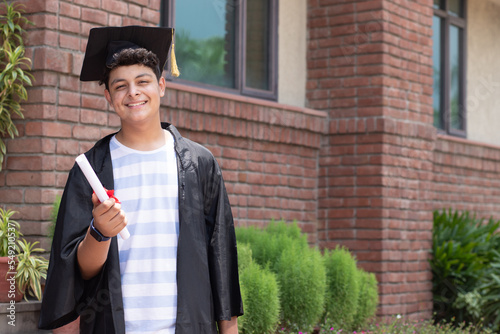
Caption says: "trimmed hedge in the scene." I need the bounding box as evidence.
[352,269,379,329]
[323,246,360,330]
[236,220,379,333]
[238,260,280,334]
[276,243,326,332]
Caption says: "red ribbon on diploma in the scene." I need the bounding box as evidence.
[94,188,121,204]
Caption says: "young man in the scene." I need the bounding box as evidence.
[39,26,243,334]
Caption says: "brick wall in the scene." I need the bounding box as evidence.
[308,0,435,319]
[0,0,327,252]
[433,135,500,221]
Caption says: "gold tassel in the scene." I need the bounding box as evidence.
[170,30,180,77]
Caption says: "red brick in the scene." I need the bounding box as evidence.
[82,7,108,25]
[73,125,101,140]
[26,29,58,47]
[59,34,81,51]
[73,0,100,7]
[60,2,81,18]
[33,47,71,73]
[7,138,55,154]
[7,156,55,171]
[25,122,72,138]
[128,3,141,18]
[59,91,82,107]
[80,109,108,126]
[149,0,161,9]
[26,13,58,30]
[102,0,128,15]
[25,189,59,204]
[142,7,160,24]
[108,13,123,26]
[59,16,80,34]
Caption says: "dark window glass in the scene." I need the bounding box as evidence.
[432,16,443,129]
[433,0,442,9]
[448,0,462,17]
[245,0,270,90]
[432,0,466,136]
[174,0,236,88]
[449,25,462,130]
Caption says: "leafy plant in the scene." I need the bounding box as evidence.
[479,249,500,330]
[0,207,22,256]
[0,208,49,301]
[431,209,500,326]
[323,246,360,330]
[235,220,308,270]
[238,261,280,334]
[352,269,378,329]
[15,239,48,301]
[0,1,33,169]
[276,244,326,333]
[236,220,379,333]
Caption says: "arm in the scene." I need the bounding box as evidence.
[77,193,127,280]
[218,316,238,334]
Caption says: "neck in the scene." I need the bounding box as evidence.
[116,122,165,151]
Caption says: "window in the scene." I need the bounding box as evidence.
[432,0,467,136]
[161,0,278,100]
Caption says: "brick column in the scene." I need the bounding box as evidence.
[308,0,435,319]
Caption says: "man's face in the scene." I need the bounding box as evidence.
[104,64,166,127]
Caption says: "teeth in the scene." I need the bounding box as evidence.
[128,101,146,107]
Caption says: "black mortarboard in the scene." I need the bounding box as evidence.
[80,25,179,82]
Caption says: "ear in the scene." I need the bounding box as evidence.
[158,77,166,98]
[104,89,112,104]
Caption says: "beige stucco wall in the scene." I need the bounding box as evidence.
[466,0,500,145]
[277,0,307,107]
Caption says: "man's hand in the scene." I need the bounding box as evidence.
[91,192,127,238]
[77,193,127,280]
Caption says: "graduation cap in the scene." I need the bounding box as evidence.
[80,25,180,82]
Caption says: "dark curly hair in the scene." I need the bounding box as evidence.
[100,48,161,90]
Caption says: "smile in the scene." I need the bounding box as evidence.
[127,101,147,107]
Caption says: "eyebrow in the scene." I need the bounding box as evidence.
[110,73,154,86]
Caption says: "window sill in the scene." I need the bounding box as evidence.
[437,133,500,150]
[164,81,327,119]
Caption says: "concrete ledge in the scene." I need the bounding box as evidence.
[0,300,51,333]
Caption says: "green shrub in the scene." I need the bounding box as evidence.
[431,209,500,326]
[265,219,307,243]
[0,1,33,169]
[237,242,253,274]
[352,269,378,329]
[276,244,326,333]
[479,249,500,331]
[235,223,307,270]
[323,246,360,330]
[237,221,379,333]
[238,261,280,334]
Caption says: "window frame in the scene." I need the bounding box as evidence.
[433,0,467,137]
[160,0,279,101]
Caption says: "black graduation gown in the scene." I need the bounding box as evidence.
[39,123,243,333]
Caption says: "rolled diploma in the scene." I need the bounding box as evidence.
[75,154,130,240]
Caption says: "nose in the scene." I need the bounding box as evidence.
[128,84,140,96]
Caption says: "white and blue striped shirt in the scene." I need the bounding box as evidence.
[110,131,179,334]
